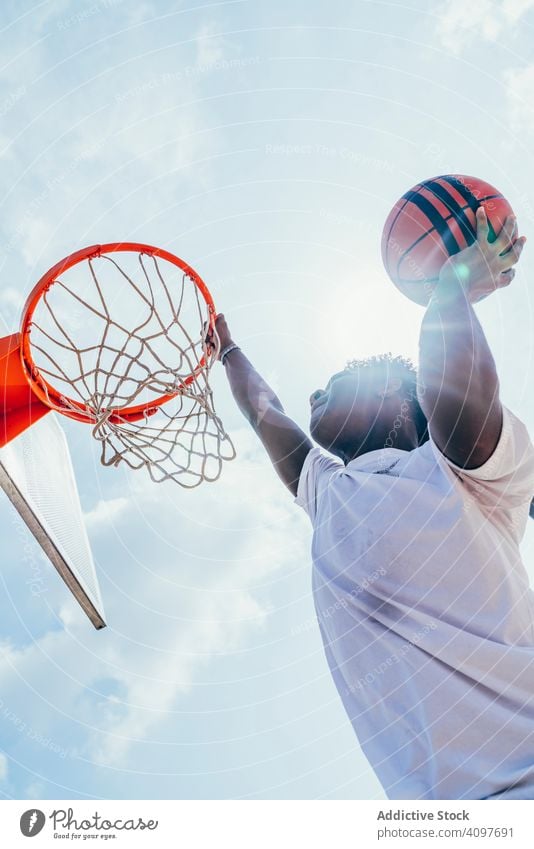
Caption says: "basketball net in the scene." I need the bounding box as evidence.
[21,251,235,487]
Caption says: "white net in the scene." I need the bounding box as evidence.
[26,250,235,487]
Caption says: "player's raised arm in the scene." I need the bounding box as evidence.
[209,315,312,495]
[417,208,526,470]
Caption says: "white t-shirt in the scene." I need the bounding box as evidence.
[295,404,534,800]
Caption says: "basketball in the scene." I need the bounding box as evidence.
[381,174,515,306]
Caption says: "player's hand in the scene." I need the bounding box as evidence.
[204,313,235,360]
[437,208,526,304]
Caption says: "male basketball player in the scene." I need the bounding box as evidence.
[209,207,534,800]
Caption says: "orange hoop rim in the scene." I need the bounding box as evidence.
[20,243,216,425]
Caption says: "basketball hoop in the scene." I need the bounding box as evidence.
[0,243,235,487]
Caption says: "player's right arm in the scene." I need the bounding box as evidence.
[210,314,312,496]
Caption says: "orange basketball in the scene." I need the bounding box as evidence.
[381,174,515,305]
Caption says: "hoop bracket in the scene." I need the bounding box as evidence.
[0,333,51,446]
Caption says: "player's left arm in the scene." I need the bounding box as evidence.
[205,314,312,496]
[417,208,526,470]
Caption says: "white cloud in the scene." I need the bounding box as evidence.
[503,0,534,20]
[0,285,24,314]
[86,588,268,764]
[194,22,227,67]
[24,781,46,798]
[437,0,534,52]
[0,428,309,772]
[504,64,534,135]
[0,8,224,273]
[85,497,130,530]
[123,2,156,26]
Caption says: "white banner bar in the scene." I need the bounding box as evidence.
[1,799,532,847]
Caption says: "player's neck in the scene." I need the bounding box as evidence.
[339,420,420,465]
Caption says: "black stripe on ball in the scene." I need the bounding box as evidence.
[424,179,477,245]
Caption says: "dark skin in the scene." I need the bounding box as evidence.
[418,208,525,469]
[308,368,419,463]
[208,208,528,500]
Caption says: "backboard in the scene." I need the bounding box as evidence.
[0,317,106,630]
[0,413,106,629]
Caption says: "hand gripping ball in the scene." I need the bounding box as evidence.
[381,174,514,305]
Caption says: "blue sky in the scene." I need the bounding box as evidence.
[0,0,533,800]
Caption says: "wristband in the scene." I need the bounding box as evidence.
[220,343,240,365]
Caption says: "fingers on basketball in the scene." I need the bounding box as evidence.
[499,267,516,287]
[499,236,526,268]
[476,206,490,243]
[493,214,518,254]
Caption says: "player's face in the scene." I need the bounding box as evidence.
[309,368,400,455]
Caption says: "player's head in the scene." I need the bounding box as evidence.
[309,353,428,462]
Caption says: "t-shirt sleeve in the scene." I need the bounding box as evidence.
[294,447,342,523]
[428,404,534,510]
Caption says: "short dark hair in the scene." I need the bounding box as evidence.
[344,352,429,446]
